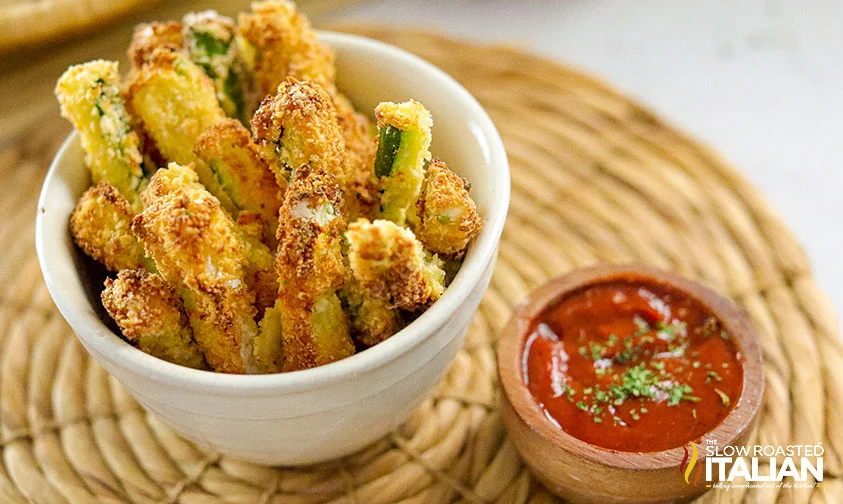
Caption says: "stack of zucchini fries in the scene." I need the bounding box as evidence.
[56,0,482,374]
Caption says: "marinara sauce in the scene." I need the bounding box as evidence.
[523,279,743,452]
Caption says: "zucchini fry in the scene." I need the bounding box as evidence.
[183,11,255,125]
[237,0,376,208]
[415,158,483,257]
[236,0,334,96]
[346,219,445,311]
[252,78,352,193]
[336,94,378,219]
[55,60,146,208]
[128,22,184,68]
[373,100,432,226]
[132,163,259,374]
[124,48,239,213]
[234,211,279,316]
[70,182,152,272]
[194,118,281,246]
[102,269,207,370]
[274,165,354,371]
[341,279,403,348]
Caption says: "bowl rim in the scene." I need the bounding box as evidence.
[35,30,510,396]
[497,264,764,470]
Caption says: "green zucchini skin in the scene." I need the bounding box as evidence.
[183,12,253,126]
[374,124,402,178]
[373,100,433,226]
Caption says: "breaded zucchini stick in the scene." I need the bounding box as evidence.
[124,48,239,213]
[128,22,184,69]
[55,60,146,208]
[341,279,403,348]
[238,0,376,209]
[274,165,354,371]
[183,11,255,125]
[346,219,445,311]
[237,0,334,97]
[70,182,152,272]
[194,118,281,246]
[102,269,207,370]
[252,78,352,192]
[132,163,259,374]
[233,211,279,316]
[415,158,483,257]
[336,93,378,219]
[373,100,432,226]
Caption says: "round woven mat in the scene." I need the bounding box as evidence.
[1,28,841,503]
[0,0,155,53]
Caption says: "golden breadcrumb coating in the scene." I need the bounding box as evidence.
[341,279,403,347]
[139,160,279,317]
[374,100,432,226]
[335,94,378,219]
[346,219,445,311]
[195,118,282,246]
[102,269,207,369]
[132,163,258,374]
[55,60,146,208]
[274,165,354,371]
[70,182,151,272]
[251,78,352,190]
[237,0,376,213]
[237,0,334,96]
[124,48,239,213]
[128,22,184,69]
[415,158,483,257]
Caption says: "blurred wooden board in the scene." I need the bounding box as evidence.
[0,0,158,53]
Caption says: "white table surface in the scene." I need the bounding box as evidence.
[329,0,843,317]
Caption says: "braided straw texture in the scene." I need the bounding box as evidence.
[1,28,840,503]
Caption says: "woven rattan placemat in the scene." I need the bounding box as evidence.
[1,28,840,503]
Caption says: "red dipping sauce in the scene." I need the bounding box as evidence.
[523,279,743,452]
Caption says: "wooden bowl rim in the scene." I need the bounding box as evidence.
[497,263,765,470]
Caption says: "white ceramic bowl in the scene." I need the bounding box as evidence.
[36,31,510,465]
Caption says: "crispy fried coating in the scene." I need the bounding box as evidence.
[102,269,207,369]
[56,61,146,208]
[252,78,352,190]
[346,219,445,311]
[335,94,378,219]
[237,0,334,96]
[128,22,184,69]
[274,165,354,371]
[124,48,240,213]
[237,0,376,212]
[70,182,151,272]
[183,11,256,124]
[194,118,281,246]
[132,163,258,373]
[415,158,483,257]
[341,279,403,347]
[374,100,432,226]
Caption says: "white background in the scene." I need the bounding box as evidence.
[329,0,843,317]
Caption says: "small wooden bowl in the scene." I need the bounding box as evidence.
[498,265,764,503]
